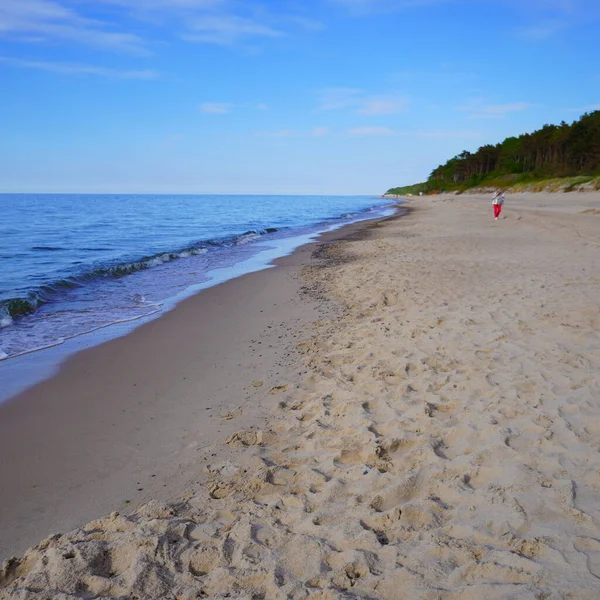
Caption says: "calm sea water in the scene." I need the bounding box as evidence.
[0,194,393,361]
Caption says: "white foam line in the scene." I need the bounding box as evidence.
[0,307,163,362]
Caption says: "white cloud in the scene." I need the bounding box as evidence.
[102,0,308,46]
[0,0,148,54]
[0,56,157,78]
[0,0,317,52]
[184,14,284,45]
[311,127,330,136]
[256,103,269,110]
[199,102,233,113]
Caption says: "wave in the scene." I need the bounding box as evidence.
[0,303,164,362]
[31,246,67,252]
[0,228,280,321]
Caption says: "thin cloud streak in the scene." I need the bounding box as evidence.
[97,0,320,46]
[0,0,313,52]
[184,14,285,45]
[0,56,157,78]
[0,0,149,54]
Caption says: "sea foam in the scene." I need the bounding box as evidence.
[0,315,13,328]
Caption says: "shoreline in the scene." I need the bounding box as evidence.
[0,210,404,561]
[0,207,396,403]
[3,191,600,598]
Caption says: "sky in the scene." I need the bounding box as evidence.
[0,0,599,195]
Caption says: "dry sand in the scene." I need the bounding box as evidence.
[2,192,600,599]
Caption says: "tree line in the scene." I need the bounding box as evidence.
[386,110,600,194]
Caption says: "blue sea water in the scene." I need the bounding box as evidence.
[0,194,394,362]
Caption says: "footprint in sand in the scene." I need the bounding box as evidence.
[370,473,421,512]
[333,448,373,467]
[430,437,450,460]
[186,546,220,576]
[574,537,600,579]
[209,482,233,499]
[226,429,277,447]
[269,384,289,394]
[220,407,243,420]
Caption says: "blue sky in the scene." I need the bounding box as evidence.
[1,0,599,194]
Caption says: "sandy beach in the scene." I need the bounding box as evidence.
[2,191,600,599]
[0,220,377,560]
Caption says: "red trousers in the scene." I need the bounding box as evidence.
[493,204,502,218]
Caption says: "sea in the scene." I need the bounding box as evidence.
[0,194,395,398]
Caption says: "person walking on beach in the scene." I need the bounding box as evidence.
[492,189,505,220]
